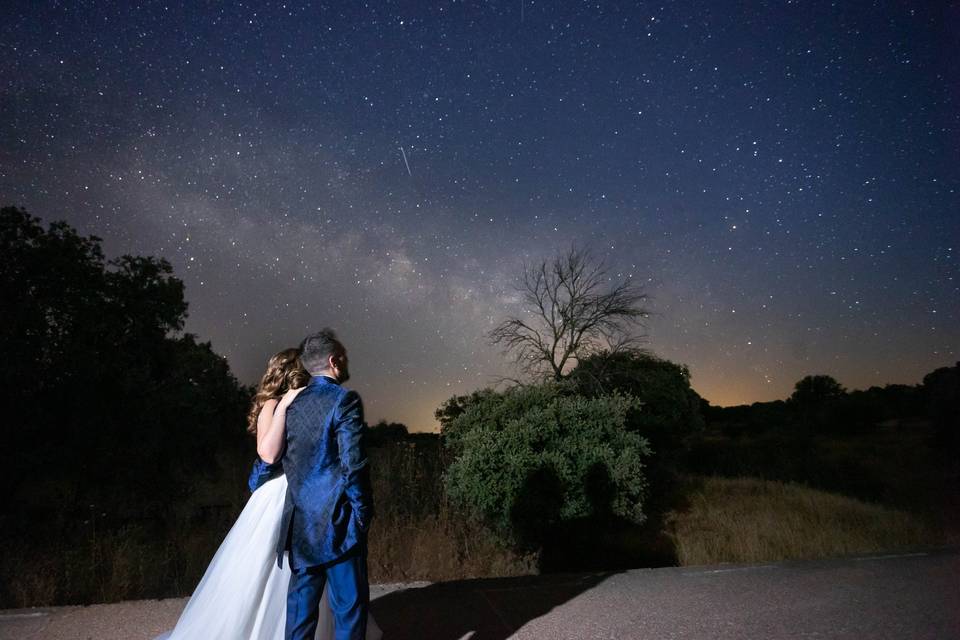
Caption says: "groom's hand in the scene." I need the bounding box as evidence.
[278,386,305,409]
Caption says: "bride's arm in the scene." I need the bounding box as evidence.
[254,399,279,461]
[256,388,304,463]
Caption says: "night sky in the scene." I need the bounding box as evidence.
[2,1,958,431]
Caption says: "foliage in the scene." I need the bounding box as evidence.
[0,205,250,552]
[705,376,931,439]
[688,367,960,513]
[789,374,847,404]
[858,384,924,421]
[566,349,705,454]
[922,361,960,453]
[435,387,500,441]
[702,400,793,438]
[367,420,410,447]
[489,245,651,381]
[442,383,651,550]
[783,374,852,432]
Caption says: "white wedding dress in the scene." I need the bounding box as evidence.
[157,473,382,640]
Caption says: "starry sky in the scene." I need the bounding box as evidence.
[2,1,958,431]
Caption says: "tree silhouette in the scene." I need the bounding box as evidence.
[0,205,249,541]
[367,420,409,447]
[568,349,705,451]
[489,245,651,381]
[788,374,847,432]
[922,362,960,454]
[789,375,847,405]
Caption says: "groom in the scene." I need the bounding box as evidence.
[277,328,374,640]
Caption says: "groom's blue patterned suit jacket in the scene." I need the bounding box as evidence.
[274,375,373,569]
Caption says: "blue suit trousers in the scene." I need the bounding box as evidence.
[285,542,369,640]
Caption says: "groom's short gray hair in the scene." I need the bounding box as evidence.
[299,328,343,375]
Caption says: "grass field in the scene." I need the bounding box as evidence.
[664,475,956,566]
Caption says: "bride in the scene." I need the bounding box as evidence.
[158,348,383,640]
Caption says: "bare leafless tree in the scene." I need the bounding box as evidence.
[489,245,651,381]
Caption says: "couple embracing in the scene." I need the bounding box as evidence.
[160,329,382,640]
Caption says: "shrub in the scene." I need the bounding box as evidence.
[565,350,706,516]
[442,383,651,550]
[567,350,704,451]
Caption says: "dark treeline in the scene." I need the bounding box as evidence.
[2,206,252,513]
[686,366,960,510]
[702,371,959,442]
[1,206,254,605]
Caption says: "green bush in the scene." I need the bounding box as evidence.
[568,351,703,429]
[566,350,704,464]
[442,383,651,550]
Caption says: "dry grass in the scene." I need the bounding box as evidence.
[7,431,953,608]
[664,476,950,566]
[366,439,536,582]
[368,510,536,583]
[0,438,535,608]
[0,521,233,608]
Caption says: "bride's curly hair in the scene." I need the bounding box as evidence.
[246,348,311,435]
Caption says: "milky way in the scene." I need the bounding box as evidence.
[2,1,958,430]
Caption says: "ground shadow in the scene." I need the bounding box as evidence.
[368,461,695,637]
[537,513,678,573]
[370,466,619,639]
[370,570,616,640]
[537,463,685,573]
